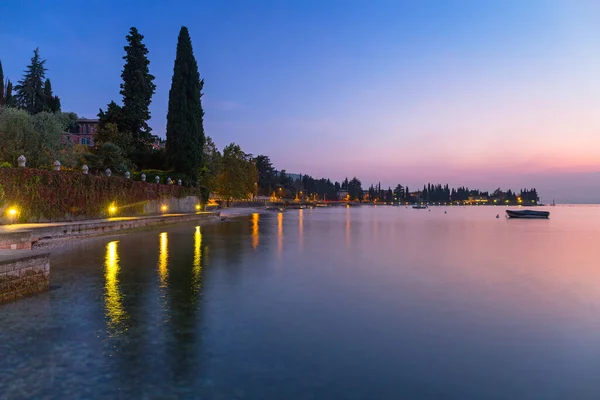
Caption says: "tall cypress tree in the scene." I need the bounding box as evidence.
[4,80,14,107]
[0,60,4,106]
[166,26,205,183]
[120,27,156,149]
[15,48,47,114]
[43,78,60,112]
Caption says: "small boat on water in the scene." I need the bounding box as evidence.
[412,204,428,209]
[505,210,550,219]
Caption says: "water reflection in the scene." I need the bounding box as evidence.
[193,226,203,292]
[104,241,128,334]
[298,209,304,249]
[251,213,260,249]
[277,212,283,255]
[346,207,351,248]
[158,232,168,287]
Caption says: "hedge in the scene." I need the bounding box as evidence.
[0,168,202,222]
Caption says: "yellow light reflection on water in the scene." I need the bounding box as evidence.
[298,209,304,249]
[193,226,202,290]
[158,232,168,287]
[277,212,283,255]
[104,241,127,332]
[251,213,260,249]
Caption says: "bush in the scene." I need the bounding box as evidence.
[0,162,12,168]
[0,168,202,222]
[131,169,191,185]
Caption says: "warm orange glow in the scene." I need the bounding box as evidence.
[158,232,168,287]
[193,226,202,291]
[108,205,117,215]
[195,204,201,211]
[7,208,17,216]
[251,213,260,249]
[161,205,168,212]
[277,212,283,255]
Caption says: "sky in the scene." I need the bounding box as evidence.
[1,0,600,203]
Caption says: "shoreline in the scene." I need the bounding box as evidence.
[35,207,273,251]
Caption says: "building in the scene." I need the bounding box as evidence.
[150,135,166,150]
[62,118,98,146]
[337,190,349,200]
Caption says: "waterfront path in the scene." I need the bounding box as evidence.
[0,212,215,233]
[0,212,219,248]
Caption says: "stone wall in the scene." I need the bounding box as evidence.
[143,196,202,214]
[0,251,50,304]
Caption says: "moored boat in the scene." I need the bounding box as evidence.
[505,210,549,219]
[412,204,428,209]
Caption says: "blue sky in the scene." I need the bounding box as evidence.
[1,0,600,202]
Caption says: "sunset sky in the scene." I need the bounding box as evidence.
[1,0,599,202]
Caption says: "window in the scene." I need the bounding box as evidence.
[80,137,91,145]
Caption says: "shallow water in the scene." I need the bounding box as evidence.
[2,205,600,399]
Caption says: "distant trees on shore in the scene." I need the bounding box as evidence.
[0,33,544,206]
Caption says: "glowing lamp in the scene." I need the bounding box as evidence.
[8,208,17,216]
[161,205,168,212]
[108,206,117,214]
[195,204,201,211]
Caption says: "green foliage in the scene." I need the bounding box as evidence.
[83,143,130,174]
[29,111,64,167]
[14,48,48,114]
[131,169,189,185]
[0,168,201,222]
[255,155,277,196]
[57,111,78,132]
[43,79,61,112]
[347,177,363,201]
[0,60,4,106]
[166,26,205,183]
[0,161,11,168]
[97,27,155,162]
[4,80,14,107]
[95,118,133,154]
[0,107,84,168]
[0,107,29,165]
[216,143,257,205]
[57,143,88,168]
[120,27,156,149]
[200,136,221,198]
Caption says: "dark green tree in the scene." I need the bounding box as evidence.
[166,26,205,182]
[4,80,14,107]
[120,27,156,149]
[255,155,277,195]
[348,177,363,201]
[97,101,133,153]
[15,48,47,114]
[0,60,4,106]
[43,79,61,112]
[216,143,257,206]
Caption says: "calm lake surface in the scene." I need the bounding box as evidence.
[2,205,600,399]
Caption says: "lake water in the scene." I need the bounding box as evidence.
[2,205,600,399]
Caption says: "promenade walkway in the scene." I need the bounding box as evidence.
[0,212,219,248]
[0,213,214,233]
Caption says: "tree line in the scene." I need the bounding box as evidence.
[0,30,543,206]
